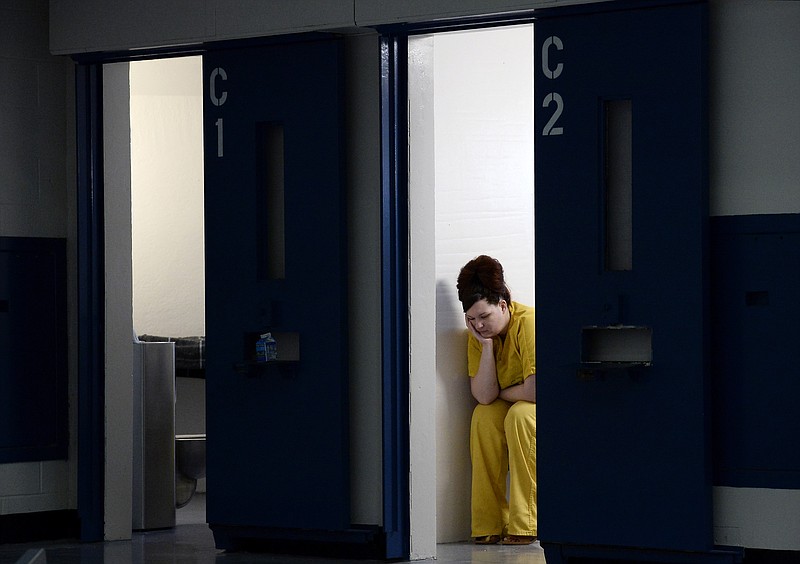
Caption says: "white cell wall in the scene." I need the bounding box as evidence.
[407,35,438,559]
[131,58,205,339]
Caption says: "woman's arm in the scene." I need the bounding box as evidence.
[466,317,500,405]
[499,304,536,404]
[498,373,536,403]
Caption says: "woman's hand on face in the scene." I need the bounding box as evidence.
[465,315,493,345]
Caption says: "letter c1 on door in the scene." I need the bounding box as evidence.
[210,67,227,157]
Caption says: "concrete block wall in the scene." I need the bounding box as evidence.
[0,0,75,515]
[0,462,70,514]
[0,0,68,238]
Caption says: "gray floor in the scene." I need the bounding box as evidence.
[0,494,546,564]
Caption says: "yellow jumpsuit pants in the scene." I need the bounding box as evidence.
[470,399,537,538]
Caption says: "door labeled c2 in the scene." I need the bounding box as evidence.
[535,1,711,556]
[203,39,349,538]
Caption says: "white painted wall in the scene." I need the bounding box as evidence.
[103,61,134,541]
[407,35,438,560]
[130,57,205,338]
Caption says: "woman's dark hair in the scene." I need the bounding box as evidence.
[456,255,511,312]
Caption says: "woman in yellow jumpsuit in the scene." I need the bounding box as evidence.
[457,255,537,546]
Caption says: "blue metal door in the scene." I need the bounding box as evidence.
[535,1,714,558]
[203,38,349,541]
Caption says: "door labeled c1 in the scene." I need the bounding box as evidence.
[535,1,713,557]
[203,38,349,540]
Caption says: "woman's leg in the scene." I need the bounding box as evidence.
[470,400,511,537]
[505,401,537,537]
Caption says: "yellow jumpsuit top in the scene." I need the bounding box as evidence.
[467,301,535,386]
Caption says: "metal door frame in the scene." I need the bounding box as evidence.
[74,61,105,541]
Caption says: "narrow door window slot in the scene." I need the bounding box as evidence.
[604,99,633,272]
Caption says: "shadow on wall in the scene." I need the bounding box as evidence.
[435,278,476,542]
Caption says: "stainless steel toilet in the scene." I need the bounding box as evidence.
[175,433,206,508]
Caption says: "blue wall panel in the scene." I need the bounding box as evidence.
[711,214,800,489]
[0,237,68,463]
